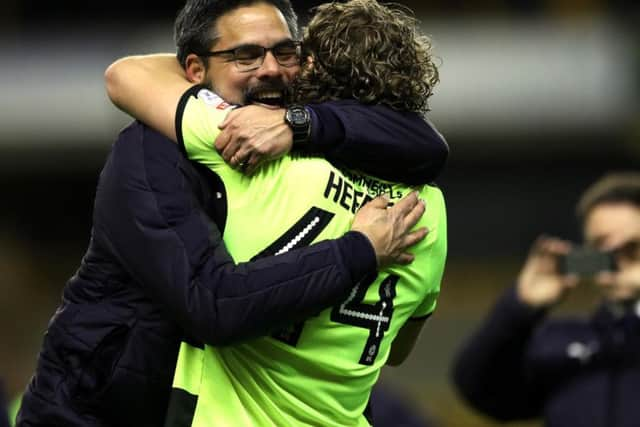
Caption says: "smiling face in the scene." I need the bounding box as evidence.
[202,2,300,106]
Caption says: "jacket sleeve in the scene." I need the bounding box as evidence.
[303,101,448,185]
[451,285,548,421]
[94,122,377,346]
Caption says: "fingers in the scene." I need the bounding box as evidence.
[394,253,416,265]
[528,235,573,274]
[215,128,232,152]
[225,145,265,174]
[218,107,244,130]
[244,153,263,175]
[531,235,572,257]
[222,139,242,165]
[216,109,243,149]
[237,154,258,175]
[215,107,291,172]
[383,191,425,236]
[224,139,256,171]
[365,195,392,211]
[216,111,248,163]
[393,228,429,264]
[233,141,261,167]
[404,227,429,248]
[390,191,420,216]
[402,196,426,232]
[547,239,572,256]
[219,113,232,129]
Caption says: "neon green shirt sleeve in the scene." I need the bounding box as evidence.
[175,86,235,170]
[410,188,447,319]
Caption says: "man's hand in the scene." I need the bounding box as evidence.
[351,192,428,268]
[516,236,578,308]
[216,105,293,174]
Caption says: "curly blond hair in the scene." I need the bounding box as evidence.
[291,0,439,113]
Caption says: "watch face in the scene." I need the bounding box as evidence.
[287,106,309,127]
[291,110,306,124]
[286,105,310,144]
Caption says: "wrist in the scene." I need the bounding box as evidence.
[342,230,379,271]
[349,226,383,267]
[285,104,312,148]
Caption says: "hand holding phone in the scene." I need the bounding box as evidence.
[517,236,578,308]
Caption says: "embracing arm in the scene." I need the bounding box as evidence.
[216,102,448,183]
[95,123,373,345]
[94,124,425,345]
[105,55,448,184]
[305,101,448,184]
[105,54,189,142]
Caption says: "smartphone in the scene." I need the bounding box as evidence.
[560,247,616,276]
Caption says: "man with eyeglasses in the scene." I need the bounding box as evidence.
[16,1,447,426]
[199,40,302,72]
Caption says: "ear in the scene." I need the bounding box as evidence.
[184,53,207,83]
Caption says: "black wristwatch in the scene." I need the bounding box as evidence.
[284,104,311,145]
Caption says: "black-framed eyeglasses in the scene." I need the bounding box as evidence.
[199,40,302,72]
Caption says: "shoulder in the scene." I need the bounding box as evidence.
[113,121,180,161]
[109,122,183,178]
[422,184,446,213]
[98,121,201,203]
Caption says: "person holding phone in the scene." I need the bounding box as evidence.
[452,172,640,427]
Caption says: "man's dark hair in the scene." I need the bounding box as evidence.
[292,0,439,113]
[174,0,300,68]
[577,172,640,221]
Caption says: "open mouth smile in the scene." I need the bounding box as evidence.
[248,89,285,106]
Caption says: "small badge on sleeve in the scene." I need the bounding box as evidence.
[197,89,233,110]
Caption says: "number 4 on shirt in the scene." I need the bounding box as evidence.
[273,271,398,366]
[253,206,398,366]
[331,271,398,365]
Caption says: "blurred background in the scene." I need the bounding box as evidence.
[0,0,638,426]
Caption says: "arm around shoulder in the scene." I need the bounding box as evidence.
[94,124,377,345]
[305,101,448,184]
[105,54,191,141]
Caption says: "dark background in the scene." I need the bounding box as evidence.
[1,1,638,425]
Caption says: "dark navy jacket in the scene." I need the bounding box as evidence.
[452,286,640,427]
[18,102,448,427]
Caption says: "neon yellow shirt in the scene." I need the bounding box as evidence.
[169,87,447,427]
